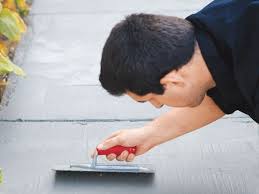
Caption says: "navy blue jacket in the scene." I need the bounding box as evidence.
[186,0,259,123]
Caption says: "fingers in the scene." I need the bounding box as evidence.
[98,130,125,150]
[95,129,139,162]
[106,153,116,161]
[99,137,136,162]
[105,151,135,162]
[116,150,128,161]
[92,147,136,162]
[126,153,135,162]
[117,152,135,162]
[106,151,128,161]
[98,136,121,150]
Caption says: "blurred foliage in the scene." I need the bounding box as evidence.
[0,168,2,184]
[16,0,30,17]
[0,51,25,76]
[0,8,26,41]
[2,0,17,12]
[0,40,9,55]
[0,0,29,76]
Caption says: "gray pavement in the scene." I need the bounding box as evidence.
[0,0,259,194]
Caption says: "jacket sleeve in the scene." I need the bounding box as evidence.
[255,91,259,123]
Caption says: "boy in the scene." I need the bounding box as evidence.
[95,0,259,162]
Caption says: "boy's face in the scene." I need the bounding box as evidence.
[127,86,206,109]
[127,68,207,108]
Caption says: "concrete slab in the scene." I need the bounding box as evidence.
[0,119,258,194]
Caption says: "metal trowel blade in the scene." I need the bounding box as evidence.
[52,163,154,173]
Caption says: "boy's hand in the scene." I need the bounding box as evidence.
[92,126,157,162]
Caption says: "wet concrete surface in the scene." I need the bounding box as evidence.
[0,0,259,193]
[0,120,259,194]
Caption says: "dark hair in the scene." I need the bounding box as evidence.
[99,13,195,96]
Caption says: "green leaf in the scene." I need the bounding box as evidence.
[0,168,3,184]
[15,0,30,17]
[2,0,17,11]
[0,3,3,13]
[0,40,10,56]
[0,8,26,41]
[0,52,25,76]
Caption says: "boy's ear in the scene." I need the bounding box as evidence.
[160,70,184,85]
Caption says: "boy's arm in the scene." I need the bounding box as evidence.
[96,95,225,162]
[146,95,225,146]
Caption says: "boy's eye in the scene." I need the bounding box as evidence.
[137,101,146,103]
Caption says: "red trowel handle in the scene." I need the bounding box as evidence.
[97,145,137,156]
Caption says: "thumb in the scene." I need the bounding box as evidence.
[97,137,121,150]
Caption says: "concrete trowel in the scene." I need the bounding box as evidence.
[53,145,154,173]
